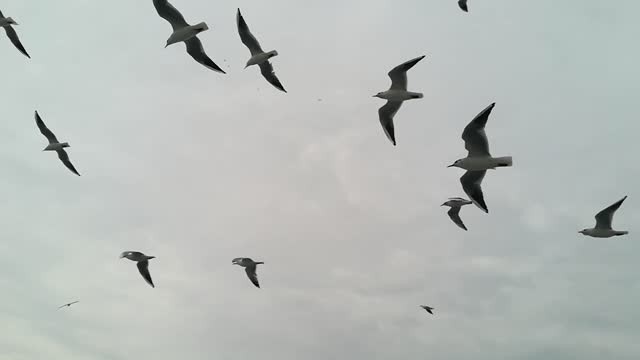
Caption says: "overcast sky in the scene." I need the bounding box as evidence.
[1,0,640,359]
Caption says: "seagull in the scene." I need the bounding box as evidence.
[374,55,425,146]
[152,0,225,73]
[236,9,286,92]
[442,197,473,231]
[120,251,156,288]
[579,196,629,238]
[448,103,512,213]
[458,0,469,12]
[35,111,80,176]
[0,10,29,58]
[420,305,434,314]
[58,301,79,309]
[232,257,263,288]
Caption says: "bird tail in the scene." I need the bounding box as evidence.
[268,50,279,57]
[61,142,70,147]
[495,156,512,167]
[411,92,424,99]
[196,22,209,31]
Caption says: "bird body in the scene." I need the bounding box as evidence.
[246,50,278,68]
[579,196,628,238]
[374,90,423,102]
[0,17,16,27]
[43,142,70,152]
[448,155,513,171]
[165,22,208,47]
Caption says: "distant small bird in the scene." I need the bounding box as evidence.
[232,257,263,288]
[120,251,156,288]
[420,305,434,314]
[58,300,79,309]
[458,0,469,12]
[579,196,629,238]
[236,9,286,92]
[152,0,225,73]
[0,10,29,58]
[448,103,512,213]
[442,197,473,231]
[374,55,426,146]
[35,111,80,176]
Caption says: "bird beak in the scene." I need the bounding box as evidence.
[447,164,455,168]
[164,43,169,48]
[372,95,377,97]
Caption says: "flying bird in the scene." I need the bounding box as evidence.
[152,0,225,73]
[374,55,425,146]
[58,301,79,309]
[236,9,286,92]
[448,103,512,212]
[442,197,473,231]
[0,10,29,58]
[420,305,434,314]
[458,0,469,12]
[120,251,156,288]
[232,257,263,288]
[579,196,629,238]
[35,111,80,176]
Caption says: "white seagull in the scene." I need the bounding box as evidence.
[58,300,79,309]
[152,0,225,73]
[232,257,263,288]
[448,103,512,213]
[442,197,473,231]
[458,0,469,12]
[0,10,29,58]
[374,55,425,146]
[120,251,156,288]
[35,111,80,176]
[579,196,629,238]
[237,9,286,92]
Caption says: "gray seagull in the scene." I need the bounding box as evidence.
[58,300,79,309]
[420,305,434,314]
[120,251,156,288]
[35,111,80,176]
[442,197,473,231]
[152,0,225,73]
[579,196,629,238]
[0,10,29,58]
[373,55,425,146]
[237,9,286,92]
[232,257,264,288]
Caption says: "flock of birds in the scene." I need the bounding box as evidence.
[1,0,630,318]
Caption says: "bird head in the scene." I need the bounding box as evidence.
[578,229,587,235]
[447,159,462,168]
[373,92,383,98]
[232,258,242,265]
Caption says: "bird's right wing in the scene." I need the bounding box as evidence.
[447,207,468,231]
[245,266,260,288]
[4,25,30,58]
[152,0,190,30]
[378,101,403,146]
[461,103,494,157]
[458,0,469,12]
[259,60,286,92]
[35,111,58,144]
[595,196,627,230]
[236,9,263,55]
[387,55,425,90]
[461,170,488,213]
[57,150,80,176]
[184,37,226,73]
[137,260,155,288]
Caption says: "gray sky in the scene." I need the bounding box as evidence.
[1,0,640,359]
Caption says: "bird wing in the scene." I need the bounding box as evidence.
[461,170,488,213]
[245,265,260,288]
[184,36,226,73]
[56,150,80,176]
[259,60,286,92]
[447,207,468,231]
[594,196,627,230]
[137,260,155,288]
[236,9,263,56]
[378,101,403,146]
[34,111,58,144]
[462,102,495,157]
[458,0,469,12]
[152,0,190,30]
[387,55,425,90]
[4,25,30,58]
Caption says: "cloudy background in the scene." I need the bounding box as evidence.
[1,0,639,359]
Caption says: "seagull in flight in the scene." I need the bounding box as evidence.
[152,0,225,73]
[120,251,156,288]
[232,257,264,288]
[237,9,286,92]
[35,111,80,176]
[0,10,29,58]
[420,305,434,314]
[448,103,512,213]
[374,55,425,146]
[579,196,629,238]
[442,197,473,231]
[58,301,79,309]
[458,0,469,12]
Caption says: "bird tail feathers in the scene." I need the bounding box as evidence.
[196,22,209,31]
[495,156,512,167]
